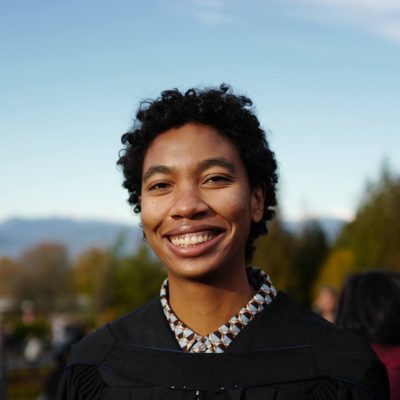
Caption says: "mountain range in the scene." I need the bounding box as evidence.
[0,217,142,260]
[0,216,346,260]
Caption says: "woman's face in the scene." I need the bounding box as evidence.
[140,123,264,282]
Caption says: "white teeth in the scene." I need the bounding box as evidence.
[169,232,217,248]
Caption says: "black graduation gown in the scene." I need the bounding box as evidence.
[57,292,389,399]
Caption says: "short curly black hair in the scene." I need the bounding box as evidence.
[117,84,278,261]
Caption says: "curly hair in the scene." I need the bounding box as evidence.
[117,84,278,261]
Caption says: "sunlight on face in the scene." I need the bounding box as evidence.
[140,123,265,283]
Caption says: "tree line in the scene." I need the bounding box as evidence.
[254,165,400,306]
[1,166,399,325]
[0,242,166,327]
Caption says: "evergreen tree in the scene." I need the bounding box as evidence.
[109,245,166,314]
[254,215,328,305]
[315,165,400,295]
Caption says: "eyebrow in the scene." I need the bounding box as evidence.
[198,158,237,174]
[142,165,172,183]
[142,157,237,183]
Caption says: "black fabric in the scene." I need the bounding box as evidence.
[57,292,389,399]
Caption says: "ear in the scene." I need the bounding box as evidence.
[250,183,266,223]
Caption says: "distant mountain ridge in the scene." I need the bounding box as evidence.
[0,217,142,259]
[284,217,346,244]
[0,216,346,260]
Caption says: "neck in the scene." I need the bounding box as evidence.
[168,267,255,336]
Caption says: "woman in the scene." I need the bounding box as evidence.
[336,270,400,400]
[57,85,388,399]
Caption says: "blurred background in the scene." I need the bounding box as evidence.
[1,0,399,398]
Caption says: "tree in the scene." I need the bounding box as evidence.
[72,247,114,318]
[109,245,166,315]
[314,165,400,296]
[293,220,328,306]
[17,243,71,313]
[312,248,354,296]
[338,167,400,270]
[254,216,328,306]
[0,257,22,298]
[253,217,298,295]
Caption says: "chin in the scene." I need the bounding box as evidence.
[165,254,240,285]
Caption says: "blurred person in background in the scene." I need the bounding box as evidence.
[57,85,388,399]
[314,285,338,323]
[23,333,43,365]
[336,270,400,400]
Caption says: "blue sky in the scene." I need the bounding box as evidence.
[1,0,399,224]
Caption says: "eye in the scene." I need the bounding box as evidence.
[147,181,171,191]
[203,174,233,185]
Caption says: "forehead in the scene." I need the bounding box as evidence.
[142,123,243,171]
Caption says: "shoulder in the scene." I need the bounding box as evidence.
[108,296,162,338]
[67,297,163,365]
[67,323,116,366]
[312,329,389,399]
[107,297,174,346]
[271,292,382,356]
[66,296,178,365]
[252,291,341,346]
[58,325,115,400]
[276,293,389,398]
[255,293,389,397]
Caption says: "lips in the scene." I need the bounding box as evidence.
[163,225,224,252]
[169,231,217,248]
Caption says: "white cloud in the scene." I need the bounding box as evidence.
[293,0,400,45]
[194,9,231,25]
[379,22,400,43]
[160,0,235,26]
[191,0,225,10]
[161,0,400,43]
[309,0,400,11]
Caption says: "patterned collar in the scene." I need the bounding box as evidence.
[160,267,277,353]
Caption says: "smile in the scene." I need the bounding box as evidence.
[169,231,218,248]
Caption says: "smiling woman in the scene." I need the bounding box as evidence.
[141,125,264,285]
[57,85,389,399]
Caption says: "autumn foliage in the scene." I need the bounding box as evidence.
[1,166,399,322]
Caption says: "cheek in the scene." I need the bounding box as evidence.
[140,197,170,237]
[224,196,252,224]
[228,201,246,216]
[140,202,157,230]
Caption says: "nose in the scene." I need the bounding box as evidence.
[169,185,209,220]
